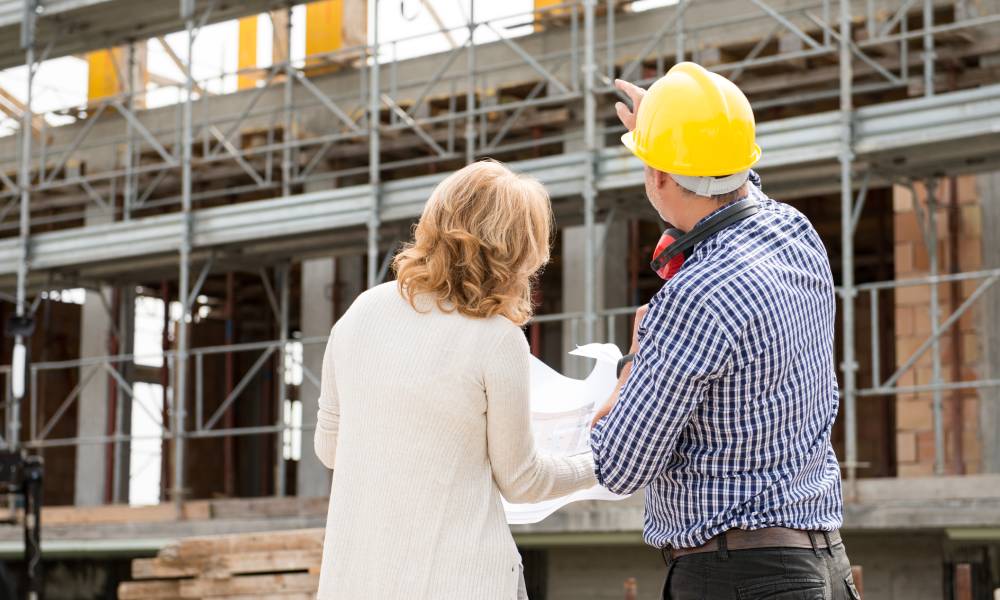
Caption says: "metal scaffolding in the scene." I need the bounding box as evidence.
[1,0,1000,506]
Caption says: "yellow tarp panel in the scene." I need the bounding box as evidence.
[87,49,124,102]
[238,16,258,90]
[306,0,344,66]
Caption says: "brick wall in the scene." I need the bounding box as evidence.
[893,177,983,476]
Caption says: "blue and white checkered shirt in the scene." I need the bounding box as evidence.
[591,185,844,549]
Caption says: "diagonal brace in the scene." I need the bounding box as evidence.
[484,22,569,94]
[882,275,998,388]
[750,0,824,50]
[620,0,691,81]
[381,95,448,157]
[203,346,277,430]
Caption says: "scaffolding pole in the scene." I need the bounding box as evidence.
[838,0,858,498]
[174,0,195,517]
[465,1,476,164]
[582,0,597,343]
[367,0,381,288]
[12,0,36,454]
[275,263,289,496]
[282,7,293,199]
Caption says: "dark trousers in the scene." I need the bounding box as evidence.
[662,539,861,600]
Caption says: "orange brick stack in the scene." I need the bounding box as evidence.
[893,177,983,476]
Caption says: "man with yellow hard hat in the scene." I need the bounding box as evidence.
[589,62,858,599]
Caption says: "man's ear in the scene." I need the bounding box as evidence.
[653,169,671,191]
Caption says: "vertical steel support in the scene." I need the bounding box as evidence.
[174,0,195,516]
[582,0,597,343]
[465,1,476,164]
[922,0,934,96]
[606,0,615,81]
[12,0,36,454]
[275,263,290,496]
[367,0,381,287]
[675,0,686,62]
[124,41,136,220]
[865,0,876,39]
[837,0,858,497]
[822,0,831,47]
[926,181,944,474]
[282,7,293,199]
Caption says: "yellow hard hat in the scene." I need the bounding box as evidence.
[621,62,761,177]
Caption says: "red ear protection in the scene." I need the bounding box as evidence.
[651,228,687,280]
[649,197,762,281]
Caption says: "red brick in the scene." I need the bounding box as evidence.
[895,242,914,275]
[896,431,918,463]
[895,306,914,336]
[916,430,937,462]
[962,332,981,364]
[893,185,914,213]
[911,311,932,336]
[913,243,930,271]
[962,432,982,464]
[897,397,933,431]
[894,212,923,244]
[958,237,982,270]
[960,205,982,237]
[962,397,980,430]
[895,284,931,306]
[956,175,979,205]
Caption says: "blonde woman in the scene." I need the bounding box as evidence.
[313,160,597,599]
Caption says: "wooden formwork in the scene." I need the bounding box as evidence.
[118,528,325,599]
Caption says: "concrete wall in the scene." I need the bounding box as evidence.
[543,545,665,600]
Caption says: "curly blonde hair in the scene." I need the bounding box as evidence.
[392,160,552,326]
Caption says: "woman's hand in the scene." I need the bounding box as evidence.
[614,79,647,132]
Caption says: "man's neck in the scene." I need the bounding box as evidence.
[673,184,750,231]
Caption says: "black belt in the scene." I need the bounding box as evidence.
[662,527,842,563]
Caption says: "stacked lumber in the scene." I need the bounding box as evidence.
[118,528,324,599]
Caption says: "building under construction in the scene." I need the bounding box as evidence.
[0,0,998,598]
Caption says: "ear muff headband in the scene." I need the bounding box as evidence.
[650,198,760,276]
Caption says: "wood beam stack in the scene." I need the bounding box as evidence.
[117,528,325,599]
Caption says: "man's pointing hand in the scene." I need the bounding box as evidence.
[614,79,646,132]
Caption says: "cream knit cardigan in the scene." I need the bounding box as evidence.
[314,283,597,599]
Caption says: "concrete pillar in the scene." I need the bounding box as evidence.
[978,171,1000,474]
[74,287,112,506]
[561,220,628,378]
[298,257,334,497]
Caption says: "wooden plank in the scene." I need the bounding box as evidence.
[41,500,211,526]
[132,558,198,580]
[201,550,321,579]
[118,579,183,600]
[160,529,324,564]
[43,503,176,526]
[207,496,328,520]
[179,573,319,598]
